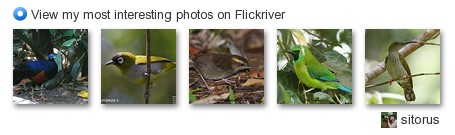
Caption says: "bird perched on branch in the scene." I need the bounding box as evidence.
[105,52,176,84]
[385,41,415,101]
[286,45,352,93]
[13,53,58,101]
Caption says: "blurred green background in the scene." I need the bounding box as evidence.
[101,29,176,104]
[365,29,440,104]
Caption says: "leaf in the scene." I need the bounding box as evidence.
[278,83,291,104]
[229,86,235,104]
[189,88,203,103]
[50,29,57,36]
[336,71,352,89]
[291,29,307,45]
[189,92,197,103]
[277,70,300,93]
[70,53,86,82]
[77,90,89,99]
[338,94,351,104]
[286,90,303,104]
[62,38,77,47]
[322,51,350,73]
[277,70,302,104]
[339,29,352,45]
[315,29,341,47]
[313,92,335,103]
[82,34,88,49]
[309,44,329,62]
[242,79,264,86]
[70,59,82,81]
[63,29,75,37]
[54,52,63,71]
[278,29,296,47]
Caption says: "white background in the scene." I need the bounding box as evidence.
[1,0,450,134]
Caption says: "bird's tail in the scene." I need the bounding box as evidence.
[404,88,415,102]
[399,82,415,101]
[13,69,23,85]
[337,83,352,93]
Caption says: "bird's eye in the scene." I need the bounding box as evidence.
[117,57,124,64]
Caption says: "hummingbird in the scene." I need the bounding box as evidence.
[385,41,415,101]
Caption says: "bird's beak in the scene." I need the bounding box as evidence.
[105,60,114,66]
[286,50,299,59]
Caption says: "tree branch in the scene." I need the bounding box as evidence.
[365,72,440,88]
[365,29,440,83]
[277,32,293,67]
[144,30,152,104]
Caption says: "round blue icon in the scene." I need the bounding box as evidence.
[13,7,27,21]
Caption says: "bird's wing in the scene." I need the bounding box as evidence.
[306,64,337,82]
[399,54,413,87]
[303,46,337,82]
[135,56,173,65]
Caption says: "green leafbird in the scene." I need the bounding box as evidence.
[385,42,415,101]
[286,45,352,93]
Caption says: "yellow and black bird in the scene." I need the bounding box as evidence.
[105,52,176,84]
[385,42,415,101]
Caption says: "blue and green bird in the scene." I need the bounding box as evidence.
[286,45,352,93]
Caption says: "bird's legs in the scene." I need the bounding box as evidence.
[38,90,49,101]
[36,86,49,101]
[197,72,213,91]
[30,87,37,101]
[215,78,235,84]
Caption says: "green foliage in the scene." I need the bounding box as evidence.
[277,29,352,104]
[189,88,203,103]
[313,92,335,104]
[229,86,235,104]
[365,91,409,104]
[277,70,303,104]
[13,29,89,88]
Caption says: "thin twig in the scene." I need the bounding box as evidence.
[332,91,342,104]
[365,29,440,83]
[144,30,152,104]
[302,87,313,104]
[365,72,440,88]
[304,88,315,93]
[277,32,293,64]
[425,42,440,46]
